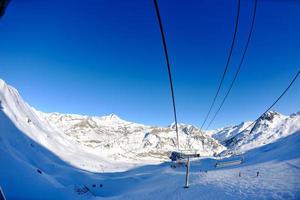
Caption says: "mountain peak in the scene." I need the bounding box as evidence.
[109,113,119,119]
[260,111,280,121]
[102,113,121,121]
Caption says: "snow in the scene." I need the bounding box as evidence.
[216,111,300,155]
[0,78,300,200]
[211,121,254,143]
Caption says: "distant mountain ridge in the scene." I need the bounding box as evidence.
[38,111,225,161]
[0,78,299,172]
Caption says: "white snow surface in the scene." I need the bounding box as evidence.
[0,78,300,200]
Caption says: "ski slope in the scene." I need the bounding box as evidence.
[0,78,300,200]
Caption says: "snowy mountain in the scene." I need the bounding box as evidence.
[39,111,225,161]
[0,79,224,172]
[210,121,254,144]
[1,78,300,200]
[1,78,299,168]
[212,111,300,155]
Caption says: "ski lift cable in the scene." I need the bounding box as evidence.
[153,0,180,151]
[200,0,241,130]
[240,69,300,135]
[0,0,10,18]
[206,0,258,129]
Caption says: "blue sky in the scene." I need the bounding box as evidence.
[0,0,299,129]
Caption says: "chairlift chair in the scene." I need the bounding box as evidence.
[170,151,200,161]
[215,153,244,168]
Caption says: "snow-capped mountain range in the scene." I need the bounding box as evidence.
[0,79,299,172]
[1,78,300,200]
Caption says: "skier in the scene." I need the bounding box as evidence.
[256,171,259,177]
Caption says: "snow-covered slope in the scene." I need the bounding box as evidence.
[0,79,224,172]
[1,78,300,200]
[1,105,299,199]
[89,130,300,200]
[0,79,131,172]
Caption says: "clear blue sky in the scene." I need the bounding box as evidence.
[0,0,299,129]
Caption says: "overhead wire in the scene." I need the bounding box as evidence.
[153,0,180,151]
[206,0,258,129]
[200,0,241,130]
[239,69,300,135]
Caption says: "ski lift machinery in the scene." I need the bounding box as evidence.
[169,150,200,189]
[170,151,200,164]
[169,127,200,166]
